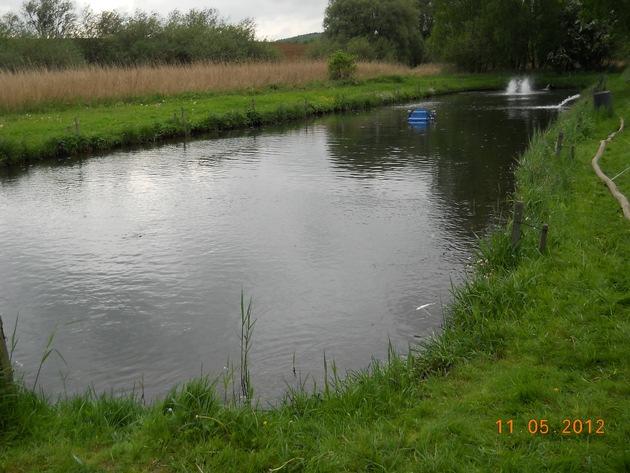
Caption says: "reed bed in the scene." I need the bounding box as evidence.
[0,61,447,112]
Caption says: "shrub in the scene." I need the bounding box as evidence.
[0,38,86,71]
[327,50,357,80]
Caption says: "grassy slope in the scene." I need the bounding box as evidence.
[1,72,629,472]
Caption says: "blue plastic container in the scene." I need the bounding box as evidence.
[407,109,435,125]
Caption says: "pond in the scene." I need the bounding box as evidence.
[0,88,575,403]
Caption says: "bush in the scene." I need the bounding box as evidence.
[327,50,357,80]
[0,38,86,71]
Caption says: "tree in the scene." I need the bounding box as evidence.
[427,0,491,71]
[73,6,278,66]
[415,0,434,39]
[80,8,125,38]
[582,0,630,56]
[481,0,529,69]
[22,0,77,38]
[428,0,617,71]
[524,0,565,69]
[323,0,424,65]
[545,0,614,70]
[0,13,25,37]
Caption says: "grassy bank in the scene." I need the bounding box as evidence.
[1,70,629,471]
[0,62,596,169]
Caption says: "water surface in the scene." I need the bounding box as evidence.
[0,89,572,402]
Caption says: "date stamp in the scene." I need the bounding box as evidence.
[496,419,605,435]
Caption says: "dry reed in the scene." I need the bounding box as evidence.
[0,61,447,112]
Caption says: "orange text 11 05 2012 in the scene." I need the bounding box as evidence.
[496,419,605,435]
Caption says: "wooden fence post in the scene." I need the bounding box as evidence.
[556,130,564,157]
[74,117,80,136]
[180,108,189,138]
[539,224,549,253]
[511,201,524,247]
[0,315,14,392]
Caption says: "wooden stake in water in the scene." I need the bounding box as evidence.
[510,201,524,247]
[0,315,14,391]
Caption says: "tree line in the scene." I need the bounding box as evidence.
[1,0,628,72]
[310,0,628,70]
[0,0,280,70]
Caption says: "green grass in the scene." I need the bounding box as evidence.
[1,71,629,471]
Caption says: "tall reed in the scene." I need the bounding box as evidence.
[239,291,255,403]
[0,61,447,113]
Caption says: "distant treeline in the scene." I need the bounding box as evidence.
[0,3,280,70]
[1,0,629,72]
[309,0,629,71]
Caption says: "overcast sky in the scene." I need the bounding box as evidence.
[0,0,327,40]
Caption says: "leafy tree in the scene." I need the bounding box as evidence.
[428,0,618,71]
[74,7,279,66]
[323,0,424,65]
[162,9,220,63]
[0,13,25,37]
[0,0,280,69]
[524,0,566,69]
[415,0,434,39]
[346,36,398,62]
[546,0,614,70]
[0,37,85,69]
[21,0,77,38]
[582,0,630,57]
[161,9,256,63]
[427,0,492,71]
[80,8,125,38]
[481,0,529,69]
[117,11,166,63]
[1,0,84,69]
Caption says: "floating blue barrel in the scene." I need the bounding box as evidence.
[407,109,436,125]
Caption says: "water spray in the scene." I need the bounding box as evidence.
[506,77,533,95]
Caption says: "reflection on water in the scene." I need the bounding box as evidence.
[0,90,571,402]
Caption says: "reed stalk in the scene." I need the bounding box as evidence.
[239,291,255,402]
